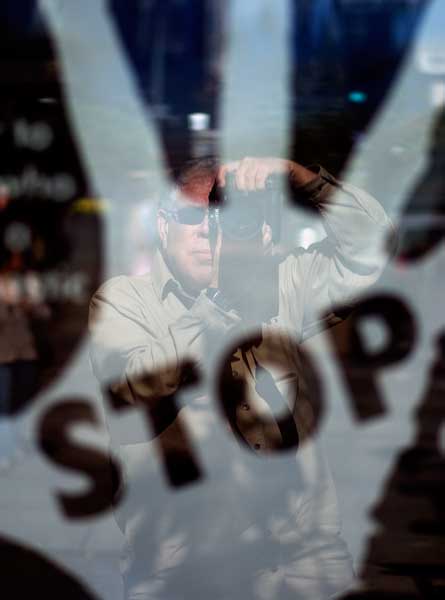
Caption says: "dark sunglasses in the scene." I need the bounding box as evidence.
[164,206,219,226]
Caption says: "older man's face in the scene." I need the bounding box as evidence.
[158,175,216,295]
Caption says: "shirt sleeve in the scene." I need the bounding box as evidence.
[283,167,395,342]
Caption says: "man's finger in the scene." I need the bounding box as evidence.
[217,161,239,187]
[235,164,246,190]
[235,157,254,190]
[244,165,258,191]
[255,167,269,190]
[216,166,228,187]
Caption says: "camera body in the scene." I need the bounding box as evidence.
[209,173,282,242]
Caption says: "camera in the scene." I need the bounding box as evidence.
[209,173,282,241]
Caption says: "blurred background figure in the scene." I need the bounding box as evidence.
[0,191,50,467]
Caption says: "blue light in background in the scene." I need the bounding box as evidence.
[348,90,368,103]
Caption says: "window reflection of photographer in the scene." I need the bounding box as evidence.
[90,156,393,600]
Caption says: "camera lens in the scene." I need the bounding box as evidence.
[219,201,264,240]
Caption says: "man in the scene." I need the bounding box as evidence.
[89,157,392,600]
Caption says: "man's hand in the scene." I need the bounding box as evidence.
[217,157,317,191]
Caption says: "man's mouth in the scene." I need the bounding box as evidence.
[193,250,213,262]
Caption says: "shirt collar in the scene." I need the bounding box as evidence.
[151,249,196,307]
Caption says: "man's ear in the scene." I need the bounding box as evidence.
[157,210,169,250]
[262,222,273,254]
